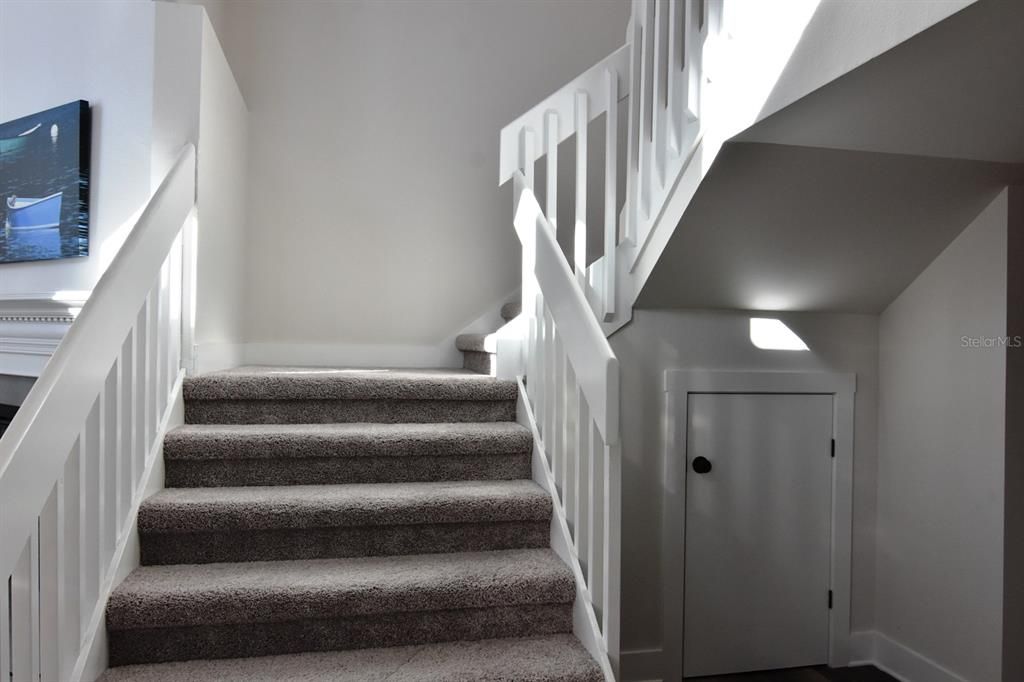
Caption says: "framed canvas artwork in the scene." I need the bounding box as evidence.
[0,100,91,264]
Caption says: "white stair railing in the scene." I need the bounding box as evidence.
[498,2,725,679]
[0,144,196,682]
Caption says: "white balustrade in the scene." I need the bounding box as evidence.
[0,144,196,682]
[497,2,726,678]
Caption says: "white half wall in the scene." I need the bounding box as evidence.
[875,190,1007,682]
[205,0,628,362]
[609,309,879,679]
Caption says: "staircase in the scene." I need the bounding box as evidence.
[100,366,603,680]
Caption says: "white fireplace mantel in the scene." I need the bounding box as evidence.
[0,292,90,377]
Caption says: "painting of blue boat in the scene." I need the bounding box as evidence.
[0,101,90,264]
[6,193,63,231]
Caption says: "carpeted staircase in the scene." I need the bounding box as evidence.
[101,316,603,680]
[456,300,521,375]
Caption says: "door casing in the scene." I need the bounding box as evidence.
[662,370,856,681]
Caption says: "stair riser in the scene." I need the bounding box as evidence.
[140,521,549,565]
[165,454,531,487]
[108,604,573,666]
[185,399,516,424]
[462,351,494,375]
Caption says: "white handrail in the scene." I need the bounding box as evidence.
[0,143,196,682]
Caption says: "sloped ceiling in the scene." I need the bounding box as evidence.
[637,142,1023,313]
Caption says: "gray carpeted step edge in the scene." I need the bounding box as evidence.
[463,350,495,375]
[98,634,603,681]
[455,333,497,354]
[164,422,532,460]
[501,301,522,321]
[184,367,516,401]
[107,548,573,631]
[140,481,551,532]
[184,398,516,425]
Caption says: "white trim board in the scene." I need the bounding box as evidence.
[662,370,857,680]
[850,631,970,682]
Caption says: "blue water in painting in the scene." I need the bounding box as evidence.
[0,101,89,264]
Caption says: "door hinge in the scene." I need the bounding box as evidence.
[828,590,833,609]
[830,439,835,458]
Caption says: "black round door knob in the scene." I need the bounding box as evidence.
[692,456,713,474]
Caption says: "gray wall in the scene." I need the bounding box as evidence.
[610,309,879,672]
[201,0,629,363]
[876,191,1006,682]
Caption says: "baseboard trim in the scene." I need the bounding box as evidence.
[848,631,969,682]
[622,633,971,682]
[621,647,663,681]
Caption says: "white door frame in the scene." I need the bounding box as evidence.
[662,370,856,680]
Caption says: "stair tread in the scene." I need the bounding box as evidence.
[164,422,531,460]
[455,332,497,353]
[184,366,517,401]
[500,301,522,321]
[107,548,573,630]
[99,634,602,681]
[140,480,551,532]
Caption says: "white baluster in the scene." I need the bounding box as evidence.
[564,363,579,537]
[147,284,159,444]
[60,445,81,669]
[545,111,559,232]
[9,537,37,682]
[134,306,148,487]
[624,4,643,245]
[575,390,590,560]
[574,92,588,288]
[589,421,605,617]
[102,364,118,563]
[638,0,656,226]
[603,438,622,659]
[653,0,669,184]
[521,127,536,191]
[603,68,619,321]
[0,561,10,680]
[80,399,101,620]
[667,0,685,152]
[118,333,134,530]
[39,483,61,682]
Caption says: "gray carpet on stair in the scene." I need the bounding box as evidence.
[141,481,551,531]
[108,603,573,666]
[501,301,522,321]
[456,333,497,353]
[138,481,552,564]
[105,359,600,674]
[165,422,532,460]
[107,548,573,630]
[164,422,533,486]
[99,635,603,681]
[184,367,517,401]
[185,397,516,425]
[463,349,495,375]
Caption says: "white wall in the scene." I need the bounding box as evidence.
[194,13,248,371]
[205,0,628,365]
[609,309,879,678]
[0,0,156,295]
[874,191,1006,682]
